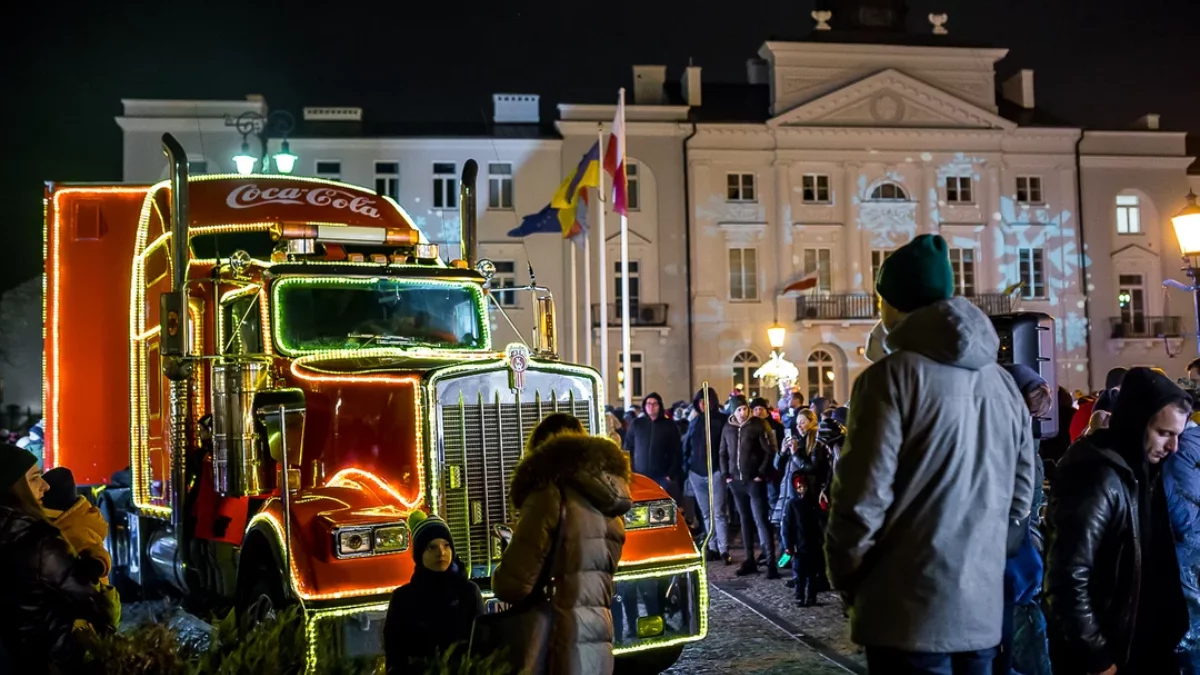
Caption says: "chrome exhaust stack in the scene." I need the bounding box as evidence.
[459,160,478,265]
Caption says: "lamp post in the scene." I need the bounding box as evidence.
[224,110,297,175]
[1170,190,1200,355]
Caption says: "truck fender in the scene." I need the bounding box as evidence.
[237,508,294,609]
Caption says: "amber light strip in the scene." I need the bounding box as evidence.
[325,468,421,510]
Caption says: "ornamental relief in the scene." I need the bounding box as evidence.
[859,202,918,249]
[725,203,764,222]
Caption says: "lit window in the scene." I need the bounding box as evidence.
[726,173,756,202]
[946,176,973,204]
[315,160,341,181]
[869,182,907,201]
[488,162,514,210]
[433,162,458,209]
[732,351,762,399]
[729,248,758,301]
[802,174,831,203]
[870,249,894,290]
[617,352,645,400]
[948,248,976,297]
[1016,176,1043,204]
[491,261,518,307]
[374,161,399,200]
[802,248,833,294]
[1118,274,1146,335]
[1116,194,1141,234]
[627,163,641,211]
[1018,248,1046,299]
[807,349,835,401]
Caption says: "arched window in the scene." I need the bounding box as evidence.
[807,349,836,401]
[732,351,762,399]
[869,182,908,201]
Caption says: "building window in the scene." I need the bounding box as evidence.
[1016,176,1043,204]
[870,249,894,289]
[729,248,759,301]
[627,162,640,211]
[732,351,762,399]
[726,173,756,202]
[869,182,907,201]
[613,260,641,312]
[945,176,974,204]
[433,162,458,209]
[488,162,514,210]
[1116,194,1141,234]
[491,261,519,307]
[948,248,977,297]
[802,174,831,203]
[1018,248,1047,299]
[315,160,341,181]
[618,352,645,400]
[1118,274,1146,335]
[188,160,207,175]
[807,349,836,401]
[374,161,399,200]
[803,248,833,294]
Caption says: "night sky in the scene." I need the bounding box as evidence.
[3,0,1197,293]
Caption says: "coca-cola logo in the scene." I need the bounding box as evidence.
[226,184,381,219]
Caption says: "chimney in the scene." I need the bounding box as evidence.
[493,94,540,124]
[1001,70,1035,110]
[680,65,702,107]
[632,65,667,105]
[746,58,768,85]
[1133,113,1161,131]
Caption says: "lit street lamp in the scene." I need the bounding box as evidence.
[1168,190,1200,355]
[757,323,798,396]
[224,110,297,175]
[768,323,786,351]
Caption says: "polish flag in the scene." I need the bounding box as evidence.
[603,90,628,216]
[781,271,820,295]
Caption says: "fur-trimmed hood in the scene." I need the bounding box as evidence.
[509,434,632,517]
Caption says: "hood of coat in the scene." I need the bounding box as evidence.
[509,434,633,518]
[1058,432,1136,481]
[1107,367,1190,471]
[885,296,1000,371]
[47,495,108,540]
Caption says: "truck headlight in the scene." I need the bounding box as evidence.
[334,522,409,558]
[623,499,677,530]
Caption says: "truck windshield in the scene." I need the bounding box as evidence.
[273,277,488,353]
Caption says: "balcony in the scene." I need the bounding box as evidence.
[1108,316,1183,339]
[794,293,1018,321]
[591,303,669,327]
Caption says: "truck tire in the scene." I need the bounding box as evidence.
[614,644,684,675]
[236,536,289,626]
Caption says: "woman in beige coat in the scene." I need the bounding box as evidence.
[492,413,633,675]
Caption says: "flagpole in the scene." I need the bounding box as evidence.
[570,242,578,363]
[596,124,610,403]
[618,88,632,410]
[584,235,592,367]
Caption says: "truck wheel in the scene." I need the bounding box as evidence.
[236,543,289,627]
[615,644,685,675]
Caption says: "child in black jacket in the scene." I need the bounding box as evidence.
[384,511,484,674]
[782,473,825,607]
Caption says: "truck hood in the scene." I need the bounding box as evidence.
[291,351,505,378]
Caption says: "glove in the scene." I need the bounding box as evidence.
[75,550,106,585]
[99,584,121,630]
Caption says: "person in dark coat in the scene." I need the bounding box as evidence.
[780,391,806,436]
[1045,368,1191,674]
[781,473,824,607]
[384,510,484,674]
[0,444,115,675]
[684,387,731,562]
[623,392,683,497]
[493,413,633,675]
[1163,399,1200,672]
[719,396,779,578]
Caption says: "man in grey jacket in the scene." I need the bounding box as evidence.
[826,234,1035,674]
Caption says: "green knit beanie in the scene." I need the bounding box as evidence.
[875,234,955,313]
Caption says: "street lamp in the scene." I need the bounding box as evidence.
[224,110,298,175]
[1169,190,1200,355]
[767,323,786,350]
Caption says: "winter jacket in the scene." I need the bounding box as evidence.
[717,416,774,483]
[384,562,484,674]
[825,296,1036,653]
[1045,369,1190,674]
[45,496,111,585]
[684,409,728,476]
[771,436,832,524]
[1166,424,1200,666]
[782,491,823,572]
[492,435,633,675]
[622,413,683,484]
[0,506,116,675]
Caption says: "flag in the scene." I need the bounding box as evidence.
[603,92,628,216]
[781,270,820,295]
[507,204,561,238]
[551,142,601,209]
[564,188,590,248]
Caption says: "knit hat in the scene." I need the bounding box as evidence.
[407,510,454,566]
[730,395,749,411]
[830,406,849,427]
[749,397,770,411]
[0,444,38,491]
[1105,367,1128,391]
[41,467,78,511]
[1094,388,1118,414]
[875,234,956,313]
[1003,364,1047,398]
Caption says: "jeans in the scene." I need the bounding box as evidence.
[866,646,998,675]
[689,470,730,554]
[729,479,775,566]
[792,553,819,603]
[1011,603,1052,675]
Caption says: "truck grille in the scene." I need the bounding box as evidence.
[439,391,593,578]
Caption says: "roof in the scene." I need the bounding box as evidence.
[767,29,998,50]
[292,118,558,140]
[995,98,1076,128]
[1188,135,1200,175]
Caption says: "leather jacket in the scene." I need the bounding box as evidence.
[0,506,115,674]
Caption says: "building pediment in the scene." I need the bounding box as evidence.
[767,69,1016,131]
